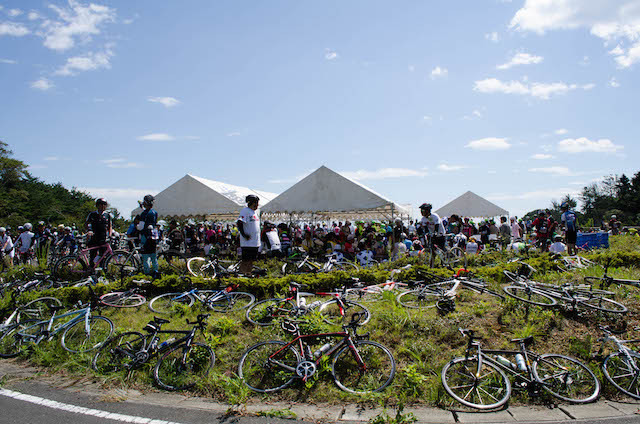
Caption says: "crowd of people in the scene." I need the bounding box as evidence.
[0,195,625,276]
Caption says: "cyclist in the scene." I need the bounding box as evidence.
[56,226,77,255]
[16,222,35,265]
[560,202,578,255]
[609,214,621,235]
[549,235,566,254]
[261,220,281,258]
[85,198,112,269]
[532,211,551,252]
[418,203,445,264]
[237,194,261,274]
[0,227,14,268]
[137,194,159,277]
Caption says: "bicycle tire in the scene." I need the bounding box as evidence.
[333,261,359,272]
[245,298,295,326]
[447,247,467,269]
[92,331,145,373]
[17,297,63,322]
[153,342,215,391]
[441,356,511,410]
[318,299,370,327]
[105,251,141,280]
[157,251,188,275]
[532,353,600,403]
[149,292,195,314]
[603,351,640,400]
[332,340,396,394]
[583,276,607,288]
[54,255,89,281]
[577,296,627,314]
[0,320,43,358]
[61,315,114,353]
[238,340,300,393]
[503,286,558,307]
[202,291,255,312]
[100,292,146,308]
[186,257,216,278]
[396,289,440,309]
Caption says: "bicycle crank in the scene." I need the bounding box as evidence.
[296,360,317,380]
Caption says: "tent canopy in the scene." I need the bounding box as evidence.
[130,174,276,218]
[261,165,408,220]
[435,191,508,218]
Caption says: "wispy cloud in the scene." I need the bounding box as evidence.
[27,11,41,21]
[528,166,575,176]
[557,138,624,154]
[437,163,467,172]
[555,128,569,135]
[341,168,428,180]
[137,133,175,141]
[608,77,620,88]
[7,9,23,17]
[0,22,30,37]
[474,78,594,100]
[54,47,113,76]
[488,187,581,202]
[30,78,54,91]
[44,156,60,161]
[466,137,511,150]
[41,0,115,51]
[226,132,242,137]
[485,32,499,42]
[496,52,543,70]
[0,58,17,64]
[100,158,143,168]
[531,153,555,160]
[430,66,448,79]
[324,48,338,60]
[148,96,180,108]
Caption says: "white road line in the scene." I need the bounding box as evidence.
[0,388,185,424]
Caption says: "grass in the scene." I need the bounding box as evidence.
[2,235,640,407]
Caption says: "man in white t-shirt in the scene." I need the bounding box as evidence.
[549,235,566,254]
[419,203,446,265]
[237,195,261,274]
[0,227,14,268]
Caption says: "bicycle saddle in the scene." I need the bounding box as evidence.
[153,317,170,325]
[511,336,534,346]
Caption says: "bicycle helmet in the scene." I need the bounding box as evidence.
[96,198,107,206]
[611,214,617,219]
[24,223,32,231]
[143,194,155,205]
[0,227,5,233]
[245,194,259,204]
[419,203,432,210]
[560,202,569,210]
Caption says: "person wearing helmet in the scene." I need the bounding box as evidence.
[549,234,566,254]
[56,226,77,255]
[609,214,621,236]
[16,223,35,265]
[560,202,578,255]
[0,226,14,269]
[237,194,261,274]
[418,203,446,265]
[532,210,551,252]
[85,198,112,268]
[137,194,159,277]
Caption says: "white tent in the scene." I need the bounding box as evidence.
[435,191,509,218]
[130,174,276,219]
[262,166,409,221]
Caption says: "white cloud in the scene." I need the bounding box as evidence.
[531,154,555,160]
[408,65,415,72]
[0,22,30,37]
[30,78,54,91]
[7,9,22,17]
[579,55,590,66]
[465,137,511,150]
[101,158,142,168]
[41,0,115,51]
[342,168,428,180]
[474,78,594,100]
[510,1,640,68]
[137,133,175,141]
[497,52,543,70]
[148,96,180,108]
[430,66,448,79]
[485,32,499,42]
[28,11,40,21]
[0,58,17,64]
[324,48,338,60]
[54,48,113,76]
[437,164,467,172]
[226,132,242,137]
[555,128,569,135]
[79,186,158,216]
[557,137,624,153]
[44,156,60,161]
[529,166,574,176]
[609,77,621,88]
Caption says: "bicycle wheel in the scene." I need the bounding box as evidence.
[603,351,640,399]
[158,251,188,275]
[92,331,145,373]
[203,291,255,312]
[17,297,63,322]
[149,292,195,314]
[333,261,359,272]
[577,296,627,314]
[54,255,89,281]
[105,251,141,280]
[318,299,370,327]
[0,320,43,358]
[100,292,146,308]
[441,356,511,410]
[186,257,216,278]
[61,315,114,353]
[447,247,467,269]
[532,353,600,403]
[503,286,558,307]
[396,289,440,309]
[153,342,215,391]
[238,340,300,393]
[246,298,295,326]
[332,340,396,394]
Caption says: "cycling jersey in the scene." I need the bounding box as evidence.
[16,232,35,253]
[561,211,577,232]
[86,211,111,244]
[420,213,445,236]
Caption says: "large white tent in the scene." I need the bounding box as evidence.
[130,174,276,219]
[262,166,409,221]
[435,191,509,218]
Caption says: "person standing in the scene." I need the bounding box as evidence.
[138,195,159,277]
[85,198,112,269]
[237,194,261,275]
[510,216,522,240]
[418,203,445,264]
[0,227,14,269]
[560,203,578,255]
[498,216,511,250]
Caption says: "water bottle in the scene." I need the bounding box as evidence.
[515,353,527,371]
[309,300,322,309]
[299,297,307,307]
[313,343,332,358]
[159,337,176,350]
[495,355,516,370]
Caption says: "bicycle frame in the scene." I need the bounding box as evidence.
[17,306,93,344]
[75,242,113,267]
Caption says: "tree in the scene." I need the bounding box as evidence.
[0,141,29,188]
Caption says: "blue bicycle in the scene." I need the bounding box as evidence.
[148,284,255,314]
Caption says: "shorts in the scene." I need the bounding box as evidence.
[565,230,577,244]
[433,235,445,250]
[241,246,259,260]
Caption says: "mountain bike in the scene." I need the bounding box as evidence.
[441,328,600,410]
[238,314,395,394]
[149,284,255,314]
[595,325,640,399]
[281,253,359,275]
[245,282,370,327]
[92,314,214,391]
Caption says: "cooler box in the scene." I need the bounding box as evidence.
[576,231,609,249]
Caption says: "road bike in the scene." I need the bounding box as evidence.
[584,261,640,290]
[92,314,214,391]
[100,287,147,308]
[0,290,62,332]
[595,325,640,399]
[441,328,600,410]
[422,234,467,269]
[238,314,395,394]
[245,282,370,327]
[186,255,265,279]
[149,284,255,314]
[281,253,358,275]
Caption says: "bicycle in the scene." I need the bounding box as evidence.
[100,286,147,308]
[595,325,640,399]
[0,289,114,356]
[238,314,395,394]
[0,289,62,332]
[92,314,215,391]
[186,255,265,279]
[149,284,255,314]
[584,261,640,290]
[245,282,370,327]
[441,328,600,410]
[423,234,467,269]
[281,253,359,275]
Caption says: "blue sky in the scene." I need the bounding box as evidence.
[1,0,638,218]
